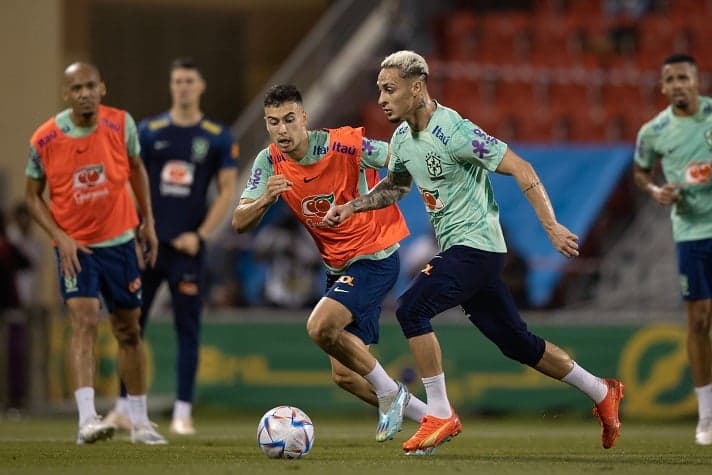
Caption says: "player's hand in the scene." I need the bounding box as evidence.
[649,183,680,206]
[171,231,201,257]
[137,219,158,268]
[54,231,92,278]
[323,203,355,227]
[546,222,579,258]
[264,174,293,203]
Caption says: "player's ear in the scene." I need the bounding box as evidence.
[99,81,107,97]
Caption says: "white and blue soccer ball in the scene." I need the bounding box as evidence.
[257,405,314,459]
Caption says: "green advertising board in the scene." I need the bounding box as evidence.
[47,319,696,419]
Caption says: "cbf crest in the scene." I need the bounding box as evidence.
[191,137,210,162]
[425,151,442,178]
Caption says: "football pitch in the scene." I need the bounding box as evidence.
[0,413,709,475]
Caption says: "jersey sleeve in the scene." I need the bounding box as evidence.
[218,126,239,170]
[360,137,389,169]
[448,119,507,172]
[634,122,659,170]
[240,149,274,201]
[25,144,44,180]
[124,112,141,157]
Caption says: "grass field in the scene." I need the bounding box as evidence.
[1,413,710,475]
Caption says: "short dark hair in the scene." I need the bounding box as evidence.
[170,57,201,74]
[663,53,696,67]
[264,84,302,108]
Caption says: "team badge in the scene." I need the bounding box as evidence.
[191,137,210,162]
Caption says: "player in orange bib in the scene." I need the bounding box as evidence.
[233,85,427,442]
[24,62,166,445]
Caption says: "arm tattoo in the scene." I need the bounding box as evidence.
[522,180,541,193]
[350,171,411,211]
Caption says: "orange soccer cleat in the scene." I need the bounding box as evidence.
[402,410,462,455]
[592,378,625,449]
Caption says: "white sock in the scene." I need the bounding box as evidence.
[75,387,97,426]
[173,400,192,420]
[115,397,129,415]
[695,384,712,419]
[561,362,608,403]
[364,362,399,398]
[404,394,428,422]
[422,373,452,418]
[127,394,150,427]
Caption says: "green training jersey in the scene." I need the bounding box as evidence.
[635,96,712,242]
[389,102,508,253]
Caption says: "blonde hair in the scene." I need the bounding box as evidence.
[380,50,429,81]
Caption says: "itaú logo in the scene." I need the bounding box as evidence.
[73,164,106,189]
[301,193,335,218]
[684,161,711,185]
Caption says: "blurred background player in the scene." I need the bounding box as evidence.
[233,84,427,442]
[106,58,238,436]
[25,62,165,445]
[325,50,624,454]
[633,53,712,446]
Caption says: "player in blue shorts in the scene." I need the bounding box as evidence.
[633,53,712,445]
[325,50,624,454]
[106,58,238,436]
[233,84,427,442]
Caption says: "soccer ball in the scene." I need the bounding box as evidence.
[257,405,314,459]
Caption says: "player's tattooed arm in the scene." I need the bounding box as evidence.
[322,169,411,227]
[350,170,412,211]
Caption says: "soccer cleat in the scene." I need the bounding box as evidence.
[402,409,462,455]
[131,423,168,445]
[376,381,411,442]
[104,409,132,432]
[592,378,625,449]
[695,417,712,445]
[170,417,196,435]
[76,415,115,445]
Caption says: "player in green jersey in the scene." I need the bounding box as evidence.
[325,50,624,455]
[634,53,712,446]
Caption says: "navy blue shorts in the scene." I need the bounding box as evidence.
[324,251,400,345]
[396,245,545,367]
[676,238,712,300]
[55,239,142,313]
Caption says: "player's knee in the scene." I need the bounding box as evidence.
[496,333,545,367]
[111,319,142,347]
[688,302,712,334]
[395,297,433,338]
[306,317,339,348]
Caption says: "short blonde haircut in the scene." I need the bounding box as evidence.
[380,50,429,80]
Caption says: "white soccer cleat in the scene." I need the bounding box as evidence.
[169,417,196,435]
[131,423,168,445]
[76,415,115,445]
[695,417,712,445]
[376,380,411,442]
[104,409,132,432]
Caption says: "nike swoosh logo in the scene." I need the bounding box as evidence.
[304,176,319,183]
[154,140,170,150]
[333,287,349,293]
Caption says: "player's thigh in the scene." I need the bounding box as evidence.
[96,241,142,313]
[677,238,712,301]
[397,245,496,318]
[324,251,401,345]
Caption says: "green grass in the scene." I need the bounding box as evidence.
[0,414,710,475]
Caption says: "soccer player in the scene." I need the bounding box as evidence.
[232,84,427,442]
[25,62,166,445]
[633,53,712,446]
[324,50,624,454]
[105,58,238,436]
